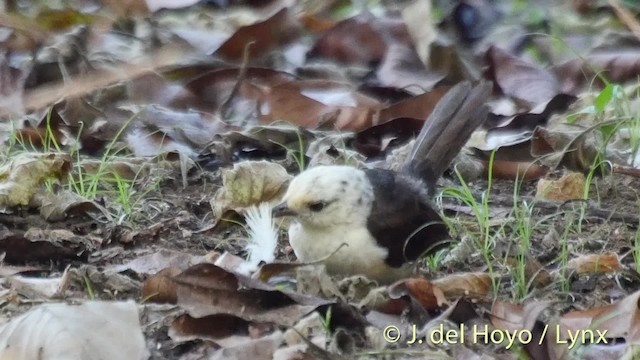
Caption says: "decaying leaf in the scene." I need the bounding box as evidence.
[0,152,70,208]
[7,266,71,300]
[566,253,622,274]
[388,278,447,310]
[33,189,105,222]
[172,263,331,326]
[0,301,148,360]
[431,272,493,298]
[555,290,640,358]
[0,227,101,264]
[489,300,551,359]
[210,160,292,224]
[141,267,181,304]
[110,249,208,275]
[486,45,560,106]
[169,313,273,346]
[535,172,586,201]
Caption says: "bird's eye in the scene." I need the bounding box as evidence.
[308,202,326,212]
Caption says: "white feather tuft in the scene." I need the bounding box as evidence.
[237,202,278,275]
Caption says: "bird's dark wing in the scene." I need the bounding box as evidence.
[364,169,450,268]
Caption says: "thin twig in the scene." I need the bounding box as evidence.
[221,41,254,122]
[608,0,640,42]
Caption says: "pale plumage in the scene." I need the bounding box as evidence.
[280,166,412,283]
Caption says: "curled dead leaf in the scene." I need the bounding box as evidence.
[431,272,493,298]
[388,278,447,310]
[0,152,71,207]
[566,253,622,274]
[535,172,586,201]
[210,161,292,225]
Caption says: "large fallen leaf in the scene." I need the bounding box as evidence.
[0,152,70,207]
[555,290,640,358]
[486,46,560,106]
[184,67,297,115]
[307,13,410,65]
[489,301,552,360]
[0,227,102,264]
[256,79,383,130]
[210,160,292,225]
[214,8,301,63]
[173,263,330,326]
[8,266,71,299]
[126,106,234,157]
[553,49,640,93]
[0,300,148,360]
[110,249,208,275]
[169,313,270,346]
[141,267,181,304]
[33,189,105,222]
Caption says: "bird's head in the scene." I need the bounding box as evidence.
[273,165,374,228]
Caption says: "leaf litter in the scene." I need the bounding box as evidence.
[5,0,640,359]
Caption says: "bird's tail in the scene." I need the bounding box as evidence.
[402,81,492,186]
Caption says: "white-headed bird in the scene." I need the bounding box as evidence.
[273,81,492,283]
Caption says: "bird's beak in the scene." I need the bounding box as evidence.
[272,202,295,217]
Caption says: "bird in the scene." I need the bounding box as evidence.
[272,81,492,284]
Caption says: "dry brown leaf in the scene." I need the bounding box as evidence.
[431,272,492,298]
[388,278,447,310]
[184,67,298,114]
[210,160,292,225]
[374,44,443,93]
[566,253,622,274]
[489,300,551,359]
[0,300,148,360]
[0,152,70,207]
[111,250,207,275]
[0,228,101,264]
[555,290,640,358]
[172,263,330,326]
[553,50,640,93]
[142,267,181,304]
[126,106,233,157]
[256,79,383,130]
[8,266,71,300]
[169,313,252,343]
[33,189,104,222]
[214,8,300,62]
[307,13,410,65]
[535,172,586,201]
[377,86,451,124]
[486,46,560,106]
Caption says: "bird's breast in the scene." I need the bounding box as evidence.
[288,222,411,283]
